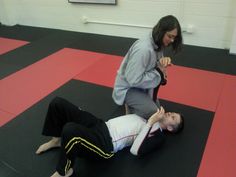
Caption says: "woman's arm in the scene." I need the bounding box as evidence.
[124,47,161,89]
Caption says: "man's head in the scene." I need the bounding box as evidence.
[159,111,184,134]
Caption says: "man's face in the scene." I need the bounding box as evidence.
[162,28,178,47]
[163,112,181,129]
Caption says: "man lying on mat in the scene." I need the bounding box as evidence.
[36,97,184,177]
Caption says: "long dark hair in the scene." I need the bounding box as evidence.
[152,15,183,54]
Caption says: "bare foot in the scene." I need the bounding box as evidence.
[50,168,73,177]
[125,104,130,115]
[36,137,61,154]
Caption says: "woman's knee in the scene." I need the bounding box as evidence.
[136,104,157,119]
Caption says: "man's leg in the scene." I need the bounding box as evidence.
[36,137,61,154]
[54,122,114,176]
[36,97,101,154]
[41,97,99,136]
[125,88,160,120]
[50,168,73,177]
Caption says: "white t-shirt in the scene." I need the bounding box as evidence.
[105,114,161,154]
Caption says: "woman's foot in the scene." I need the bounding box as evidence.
[50,168,73,177]
[36,137,61,154]
[125,104,130,115]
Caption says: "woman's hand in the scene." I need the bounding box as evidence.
[157,57,173,80]
[159,57,172,67]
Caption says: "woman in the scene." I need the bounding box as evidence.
[112,15,183,119]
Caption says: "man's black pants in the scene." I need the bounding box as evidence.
[41,97,114,175]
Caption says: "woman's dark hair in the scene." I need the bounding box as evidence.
[152,15,183,54]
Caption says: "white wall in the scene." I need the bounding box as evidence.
[0,0,236,49]
[0,0,18,25]
[230,20,236,55]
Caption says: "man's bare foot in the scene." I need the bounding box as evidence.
[50,168,73,177]
[36,137,61,154]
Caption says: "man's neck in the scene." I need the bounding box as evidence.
[158,121,166,130]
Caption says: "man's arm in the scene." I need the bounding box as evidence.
[130,107,165,156]
[130,123,165,156]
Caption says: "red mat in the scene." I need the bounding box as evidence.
[74,54,122,87]
[0,110,15,127]
[74,55,225,112]
[158,65,226,112]
[0,48,235,176]
[0,48,104,126]
[74,53,236,177]
[0,37,29,55]
[197,75,236,177]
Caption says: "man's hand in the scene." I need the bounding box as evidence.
[147,107,165,126]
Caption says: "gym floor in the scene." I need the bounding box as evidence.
[0,25,235,177]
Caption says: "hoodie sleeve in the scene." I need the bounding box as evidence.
[124,47,161,89]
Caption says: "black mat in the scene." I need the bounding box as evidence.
[172,45,236,75]
[0,24,56,42]
[0,30,82,79]
[0,80,214,177]
[0,161,24,177]
[1,25,235,76]
[68,32,135,56]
